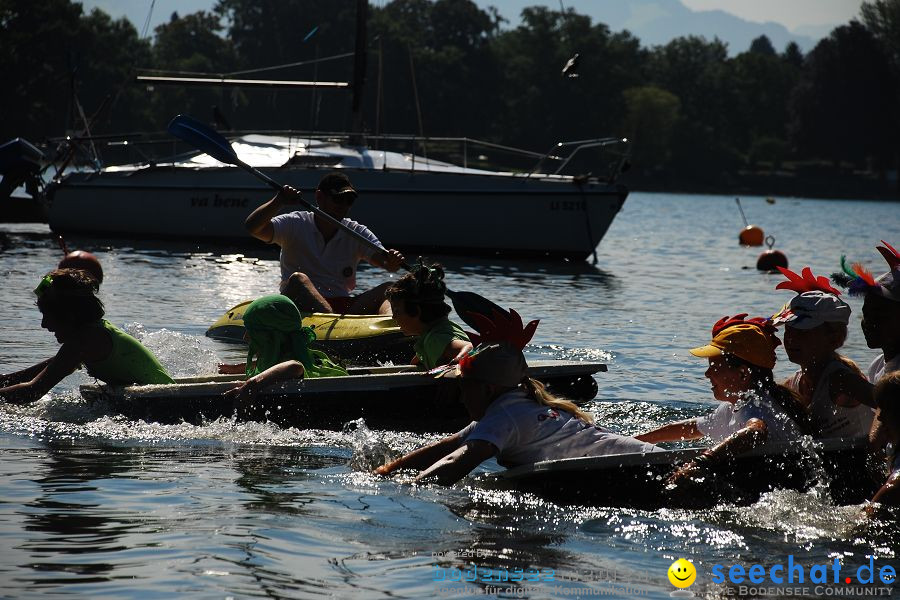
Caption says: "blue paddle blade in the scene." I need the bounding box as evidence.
[167,114,239,165]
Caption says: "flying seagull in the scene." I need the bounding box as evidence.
[561,53,580,77]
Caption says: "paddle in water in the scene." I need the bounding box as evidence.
[166,114,508,329]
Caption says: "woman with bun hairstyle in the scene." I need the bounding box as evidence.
[385,262,472,369]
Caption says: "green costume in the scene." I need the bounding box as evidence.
[413,317,470,369]
[242,295,347,378]
[85,320,175,385]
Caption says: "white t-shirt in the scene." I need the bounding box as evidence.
[456,389,661,468]
[270,211,384,297]
[694,391,804,445]
[867,354,900,385]
[784,359,873,440]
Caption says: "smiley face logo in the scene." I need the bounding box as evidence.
[668,559,696,588]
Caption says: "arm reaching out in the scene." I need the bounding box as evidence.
[374,433,464,476]
[414,440,498,486]
[636,420,703,444]
[0,347,83,405]
[0,359,52,388]
[668,418,768,485]
[223,360,305,402]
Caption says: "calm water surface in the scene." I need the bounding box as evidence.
[1,192,899,599]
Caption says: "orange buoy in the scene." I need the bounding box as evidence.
[756,235,787,272]
[58,250,104,284]
[739,225,764,246]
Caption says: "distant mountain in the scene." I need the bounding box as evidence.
[490,0,827,55]
[593,0,820,54]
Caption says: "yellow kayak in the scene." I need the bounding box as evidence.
[206,300,415,364]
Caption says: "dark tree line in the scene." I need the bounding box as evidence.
[1,0,898,190]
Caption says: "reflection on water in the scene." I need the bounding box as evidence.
[1,194,900,598]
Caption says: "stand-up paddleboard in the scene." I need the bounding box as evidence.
[206,300,415,364]
[80,360,606,433]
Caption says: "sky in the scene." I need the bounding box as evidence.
[80,0,864,41]
[678,0,861,29]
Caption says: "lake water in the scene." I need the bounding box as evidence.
[1,192,898,599]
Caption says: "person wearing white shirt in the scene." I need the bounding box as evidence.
[636,316,809,485]
[374,343,660,485]
[765,270,875,439]
[847,240,900,449]
[245,172,405,314]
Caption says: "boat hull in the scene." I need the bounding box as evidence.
[47,166,627,259]
[483,439,883,508]
[207,302,415,365]
[79,360,605,433]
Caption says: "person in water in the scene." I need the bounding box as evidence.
[771,267,874,439]
[868,371,900,512]
[636,315,808,483]
[833,241,900,449]
[374,342,660,485]
[0,269,174,404]
[244,172,405,315]
[223,295,347,401]
[385,262,472,369]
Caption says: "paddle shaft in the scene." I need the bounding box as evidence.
[238,158,412,270]
[233,154,502,318]
[167,114,504,323]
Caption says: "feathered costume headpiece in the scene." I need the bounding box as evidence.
[427,308,539,376]
[465,308,539,350]
[831,240,900,300]
[711,313,781,348]
[771,266,844,326]
[775,266,841,296]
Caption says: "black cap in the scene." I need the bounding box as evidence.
[317,172,357,198]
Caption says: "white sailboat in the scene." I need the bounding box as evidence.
[38,1,631,260]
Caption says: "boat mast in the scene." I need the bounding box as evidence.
[350,0,368,143]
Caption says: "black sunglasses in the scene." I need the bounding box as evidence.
[322,190,356,206]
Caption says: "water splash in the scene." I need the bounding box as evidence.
[344,418,401,472]
[729,487,866,544]
[122,323,221,377]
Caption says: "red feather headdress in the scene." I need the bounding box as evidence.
[877,239,900,271]
[465,308,539,351]
[775,266,841,296]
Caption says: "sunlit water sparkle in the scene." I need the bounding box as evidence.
[1,192,899,598]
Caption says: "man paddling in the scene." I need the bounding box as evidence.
[245,172,405,314]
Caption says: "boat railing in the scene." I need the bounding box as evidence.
[526,137,631,182]
[44,129,631,182]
